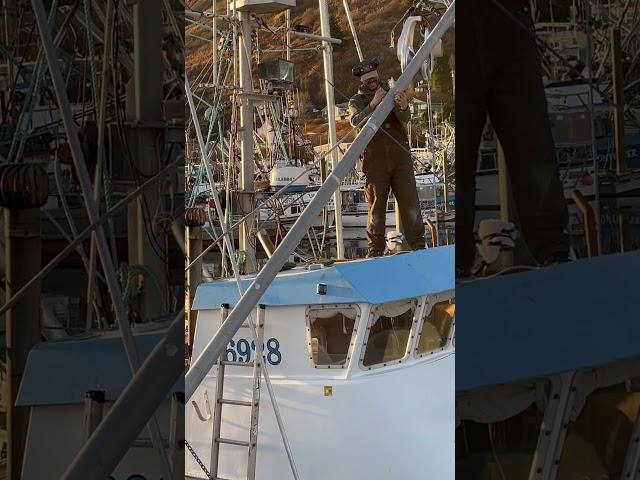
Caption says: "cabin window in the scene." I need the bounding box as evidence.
[290,205,301,215]
[416,297,455,356]
[478,152,497,171]
[306,305,359,368]
[360,299,417,368]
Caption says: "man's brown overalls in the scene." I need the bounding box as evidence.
[348,82,426,256]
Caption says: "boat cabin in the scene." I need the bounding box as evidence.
[186,246,455,480]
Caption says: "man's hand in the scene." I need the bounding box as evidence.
[369,87,386,109]
[394,90,409,110]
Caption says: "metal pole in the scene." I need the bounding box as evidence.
[621,393,640,479]
[611,27,625,175]
[5,207,41,479]
[319,0,344,259]
[186,224,203,351]
[186,1,455,401]
[289,29,342,44]
[584,0,603,254]
[443,150,450,213]
[572,189,599,257]
[342,0,363,60]
[132,0,168,317]
[239,10,256,272]
[62,311,185,480]
[498,141,510,223]
[285,8,291,61]
[82,391,105,442]
[213,0,217,83]
[86,0,114,330]
[30,1,173,475]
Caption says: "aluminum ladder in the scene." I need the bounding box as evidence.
[210,303,265,480]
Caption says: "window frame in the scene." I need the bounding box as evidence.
[413,291,455,359]
[358,298,422,371]
[305,303,361,370]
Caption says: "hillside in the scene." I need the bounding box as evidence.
[186,0,454,142]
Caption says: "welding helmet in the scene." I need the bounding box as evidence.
[352,58,380,80]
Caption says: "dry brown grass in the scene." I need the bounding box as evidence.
[186,0,454,136]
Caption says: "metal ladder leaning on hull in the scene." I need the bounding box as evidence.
[210,303,266,480]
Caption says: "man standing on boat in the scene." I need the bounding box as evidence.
[456,0,570,274]
[348,58,426,258]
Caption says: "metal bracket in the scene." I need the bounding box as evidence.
[621,402,640,479]
[191,390,212,422]
[528,371,578,480]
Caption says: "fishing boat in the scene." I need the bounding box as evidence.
[186,247,455,479]
[182,1,456,480]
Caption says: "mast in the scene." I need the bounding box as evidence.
[238,10,256,272]
[319,0,345,259]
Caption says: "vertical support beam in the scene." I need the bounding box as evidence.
[622,395,640,479]
[612,27,626,175]
[186,224,203,352]
[285,8,291,61]
[131,0,168,317]
[134,0,163,122]
[212,0,218,83]
[319,0,344,259]
[619,212,627,253]
[2,0,13,117]
[169,392,185,474]
[572,189,599,257]
[82,390,105,441]
[5,207,41,480]
[583,0,602,254]
[443,150,450,214]
[86,0,115,330]
[238,11,256,272]
[498,141,511,223]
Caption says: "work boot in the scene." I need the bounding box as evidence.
[366,249,383,258]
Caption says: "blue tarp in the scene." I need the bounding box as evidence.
[17,326,184,406]
[456,252,640,392]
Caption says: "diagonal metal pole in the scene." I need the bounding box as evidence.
[186,77,301,479]
[30,0,173,477]
[186,0,456,401]
[342,0,363,60]
[61,310,185,480]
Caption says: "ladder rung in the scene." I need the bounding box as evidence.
[219,398,252,407]
[216,437,250,447]
[221,360,253,367]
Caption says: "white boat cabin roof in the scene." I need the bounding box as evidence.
[193,246,454,310]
